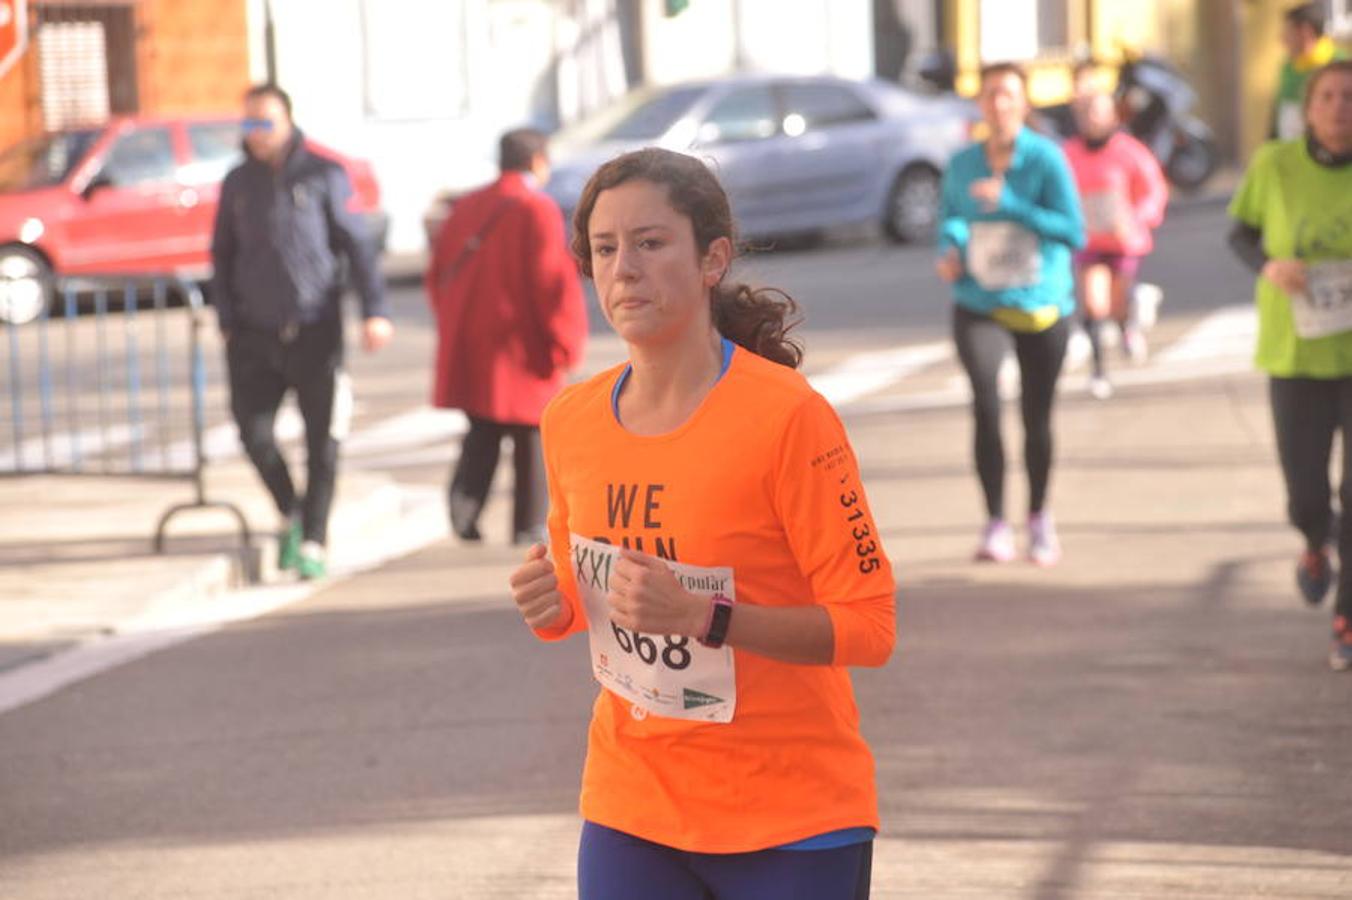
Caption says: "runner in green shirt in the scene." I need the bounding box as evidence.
[1272,3,1347,141]
[1229,61,1352,671]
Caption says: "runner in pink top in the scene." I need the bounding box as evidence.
[1063,85,1169,398]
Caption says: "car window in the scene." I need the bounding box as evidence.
[101,128,176,187]
[602,86,706,141]
[698,87,779,145]
[182,122,243,185]
[0,130,101,192]
[779,83,877,133]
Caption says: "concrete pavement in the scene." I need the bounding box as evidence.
[2,363,1350,897]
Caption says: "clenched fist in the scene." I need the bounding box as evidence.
[509,543,571,630]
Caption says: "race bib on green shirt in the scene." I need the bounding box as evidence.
[1292,262,1352,339]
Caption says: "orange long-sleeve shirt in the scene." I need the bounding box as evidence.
[534,346,897,853]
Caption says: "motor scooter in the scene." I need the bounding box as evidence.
[1114,52,1218,191]
[1031,52,1218,192]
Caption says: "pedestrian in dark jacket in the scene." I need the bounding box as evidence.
[426,128,587,545]
[211,82,394,579]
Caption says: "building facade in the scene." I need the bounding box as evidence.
[0,0,251,151]
[928,0,1351,164]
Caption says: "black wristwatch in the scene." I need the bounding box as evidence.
[699,593,734,649]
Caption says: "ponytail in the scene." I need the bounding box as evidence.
[712,283,803,369]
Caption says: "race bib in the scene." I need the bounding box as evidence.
[1082,189,1131,238]
[1277,101,1304,142]
[968,221,1042,291]
[1291,261,1352,340]
[570,534,737,723]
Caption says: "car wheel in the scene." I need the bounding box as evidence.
[0,245,55,326]
[884,165,941,244]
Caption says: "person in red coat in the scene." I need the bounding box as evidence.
[427,128,588,544]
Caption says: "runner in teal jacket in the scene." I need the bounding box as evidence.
[934,62,1085,569]
[938,127,1085,320]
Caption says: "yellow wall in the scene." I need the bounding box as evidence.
[1238,0,1288,159]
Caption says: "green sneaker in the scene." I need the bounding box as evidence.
[297,541,327,580]
[278,521,303,572]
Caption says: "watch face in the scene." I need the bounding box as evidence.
[703,598,733,648]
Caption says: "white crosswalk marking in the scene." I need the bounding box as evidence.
[1154,304,1256,364]
[1,305,1263,471]
[840,304,1257,414]
[808,342,951,405]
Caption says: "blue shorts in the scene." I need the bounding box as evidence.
[578,821,874,900]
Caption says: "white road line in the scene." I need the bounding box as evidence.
[807,341,951,405]
[0,424,135,470]
[850,305,1259,414]
[342,406,468,456]
[1154,304,1256,364]
[0,483,449,716]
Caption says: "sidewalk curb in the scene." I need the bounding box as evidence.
[0,480,450,715]
[0,470,427,682]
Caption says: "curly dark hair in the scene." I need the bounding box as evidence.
[570,148,803,369]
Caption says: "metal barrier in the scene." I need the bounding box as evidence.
[1,276,255,579]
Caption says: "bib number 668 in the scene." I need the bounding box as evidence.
[610,622,693,671]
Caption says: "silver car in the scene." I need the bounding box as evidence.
[545,73,977,244]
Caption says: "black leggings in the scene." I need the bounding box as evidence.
[449,416,547,539]
[1270,376,1352,619]
[953,305,1070,521]
[226,318,344,545]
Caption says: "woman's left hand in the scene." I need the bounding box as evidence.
[607,548,707,637]
[969,176,1004,211]
[1262,258,1309,297]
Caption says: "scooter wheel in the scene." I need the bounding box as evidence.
[1166,135,1218,192]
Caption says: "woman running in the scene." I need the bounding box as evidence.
[1063,85,1169,399]
[1227,60,1352,671]
[935,62,1086,565]
[507,148,896,898]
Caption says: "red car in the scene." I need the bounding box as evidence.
[0,116,388,324]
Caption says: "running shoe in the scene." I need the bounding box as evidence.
[975,519,1016,563]
[297,541,328,580]
[278,520,303,572]
[513,526,548,547]
[1296,548,1334,607]
[1027,512,1062,567]
[1330,615,1352,672]
[1122,326,1149,363]
[1088,375,1114,400]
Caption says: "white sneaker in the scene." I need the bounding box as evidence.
[1088,375,1114,400]
[1027,512,1062,567]
[975,519,1016,562]
[1122,326,1148,364]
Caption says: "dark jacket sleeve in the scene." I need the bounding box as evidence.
[210,172,238,332]
[322,164,389,321]
[1227,221,1267,275]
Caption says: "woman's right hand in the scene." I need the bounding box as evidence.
[509,543,570,630]
[935,247,963,283]
[1263,258,1309,296]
